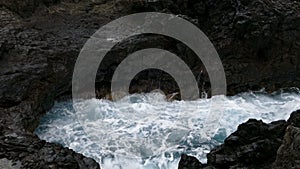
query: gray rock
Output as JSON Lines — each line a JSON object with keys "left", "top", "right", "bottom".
{"left": 273, "top": 126, "right": 300, "bottom": 169}
{"left": 0, "top": 158, "right": 21, "bottom": 169}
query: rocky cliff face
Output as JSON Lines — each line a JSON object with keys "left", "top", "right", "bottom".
{"left": 0, "top": 0, "right": 299, "bottom": 168}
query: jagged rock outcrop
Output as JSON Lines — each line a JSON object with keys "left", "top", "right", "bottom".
{"left": 179, "top": 110, "right": 300, "bottom": 169}
{"left": 0, "top": 0, "right": 299, "bottom": 168}
{"left": 178, "top": 154, "right": 203, "bottom": 169}
{"left": 0, "top": 131, "right": 100, "bottom": 169}
{"left": 206, "top": 119, "right": 287, "bottom": 169}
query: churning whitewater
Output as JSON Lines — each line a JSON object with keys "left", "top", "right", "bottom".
{"left": 35, "top": 89, "right": 300, "bottom": 169}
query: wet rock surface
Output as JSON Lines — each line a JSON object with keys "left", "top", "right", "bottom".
{"left": 179, "top": 110, "right": 300, "bottom": 169}
{"left": 205, "top": 120, "right": 286, "bottom": 169}
{"left": 178, "top": 154, "right": 203, "bottom": 169}
{"left": 0, "top": 0, "right": 299, "bottom": 168}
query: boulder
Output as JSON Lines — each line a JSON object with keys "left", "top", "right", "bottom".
{"left": 206, "top": 119, "right": 287, "bottom": 168}
{"left": 178, "top": 110, "right": 300, "bottom": 169}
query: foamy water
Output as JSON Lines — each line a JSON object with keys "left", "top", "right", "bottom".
{"left": 35, "top": 88, "right": 300, "bottom": 169}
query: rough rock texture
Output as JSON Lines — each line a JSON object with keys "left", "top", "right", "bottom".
{"left": 178, "top": 154, "right": 203, "bottom": 169}
{"left": 273, "top": 126, "right": 300, "bottom": 169}
{"left": 206, "top": 119, "right": 287, "bottom": 169}
{"left": 0, "top": 131, "right": 99, "bottom": 169}
{"left": 131, "top": 0, "right": 300, "bottom": 95}
{"left": 0, "top": 158, "right": 21, "bottom": 169}
{"left": 179, "top": 110, "right": 300, "bottom": 169}
{"left": 0, "top": 0, "right": 299, "bottom": 130}
{"left": 0, "top": 0, "right": 299, "bottom": 168}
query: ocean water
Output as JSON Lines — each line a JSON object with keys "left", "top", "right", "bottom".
{"left": 35, "top": 88, "right": 300, "bottom": 169}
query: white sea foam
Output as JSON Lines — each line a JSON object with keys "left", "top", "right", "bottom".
{"left": 35, "top": 88, "right": 300, "bottom": 169}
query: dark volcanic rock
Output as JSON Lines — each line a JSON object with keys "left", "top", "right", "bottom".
{"left": 178, "top": 110, "right": 300, "bottom": 169}
{"left": 0, "top": 131, "right": 100, "bottom": 169}
{"left": 178, "top": 154, "right": 203, "bottom": 169}
{"left": 273, "top": 126, "right": 300, "bottom": 169}
{"left": 0, "top": 0, "right": 299, "bottom": 168}
{"left": 206, "top": 119, "right": 287, "bottom": 169}
{"left": 0, "top": 0, "right": 58, "bottom": 15}
{"left": 0, "top": 0, "right": 299, "bottom": 130}
{"left": 131, "top": 0, "right": 300, "bottom": 95}
{"left": 287, "top": 109, "right": 300, "bottom": 127}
